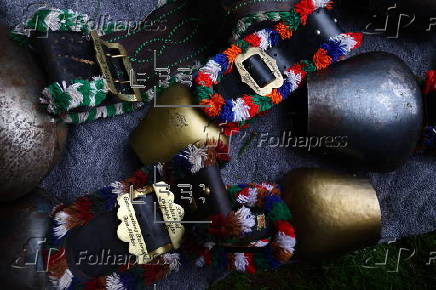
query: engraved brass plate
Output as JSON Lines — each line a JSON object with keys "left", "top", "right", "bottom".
{"left": 235, "top": 47, "right": 284, "bottom": 96}
{"left": 91, "top": 30, "right": 141, "bottom": 102}
{"left": 116, "top": 183, "right": 184, "bottom": 264}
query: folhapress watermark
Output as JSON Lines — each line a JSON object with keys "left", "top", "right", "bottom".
{"left": 256, "top": 131, "right": 348, "bottom": 151}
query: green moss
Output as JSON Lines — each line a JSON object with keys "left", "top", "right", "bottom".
{"left": 210, "top": 231, "right": 436, "bottom": 290}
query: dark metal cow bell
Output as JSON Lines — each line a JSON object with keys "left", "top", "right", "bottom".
{"left": 302, "top": 52, "right": 423, "bottom": 172}
{"left": 0, "top": 191, "right": 52, "bottom": 289}
{"left": 0, "top": 26, "right": 67, "bottom": 201}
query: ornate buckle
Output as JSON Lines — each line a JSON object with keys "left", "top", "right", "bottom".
{"left": 235, "top": 47, "right": 284, "bottom": 96}
{"left": 90, "top": 30, "right": 142, "bottom": 102}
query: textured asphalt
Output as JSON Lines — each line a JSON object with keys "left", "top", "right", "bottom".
{"left": 1, "top": 0, "right": 436, "bottom": 289}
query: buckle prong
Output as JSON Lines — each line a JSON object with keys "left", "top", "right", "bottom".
{"left": 114, "top": 80, "right": 131, "bottom": 84}
{"left": 106, "top": 53, "right": 128, "bottom": 58}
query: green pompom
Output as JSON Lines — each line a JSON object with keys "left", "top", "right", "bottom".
{"left": 194, "top": 86, "right": 213, "bottom": 101}
{"left": 268, "top": 202, "right": 292, "bottom": 222}
{"left": 252, "top": 95, "right": 273, "bottom": 112}
{"left": 49, "top": 83, "right": 72, "bottom": 114}
{"left": 301, "top": 60, "right": 317, "bottom": 73}
{"left": 26, "top": 9, "right": 51, "bottom": 32}
{"left": 235, "top": 39, "right": 250, "bottom": 52}
{"left": 227, "top": 185, "right": 243, "bottom": 206}
{"left": 9, "top": 32, "right": 29, "bottom": 46}
{"left": 283, "top": 10, "right": 301, "bottom": 30}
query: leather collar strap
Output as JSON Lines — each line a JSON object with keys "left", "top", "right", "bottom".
{"left": 223, "top": 0, "right": 301, "bottom": 21}
{"left": 12, "top": 0, "right": 229, "bottom": 124}
{"left": 194, "top": 0, "right": 363, "bottom": 135}
{"left": 45, "top": 141, "right": 231, "bottom": 286}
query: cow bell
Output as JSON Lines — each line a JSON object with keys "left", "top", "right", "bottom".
{"left": 295, "top": 52, "right": 423, "bottom": 172}
{"left": 281, "top": 168, "right": 381, "bottom": 258}
{"left": 0, "top": 26, "right": 67, "bottom": 201}
{"left": 0, "top": 190, "right": 52, "bottom": 288}
{"left": 130, "top": 84, "right": 227, "bottom": 164}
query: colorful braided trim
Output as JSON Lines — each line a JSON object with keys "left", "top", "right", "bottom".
{"left": 41, "top": 77, "right": 108, "bottom": 115}
{"left": 9, "top": 8, "right": 125, "bottom": 42}
{"left": 173, "top": 140, "right": 231, "bottom": 174}
{"left": 194, "top": 0, "right": 363, "bottom": 132}
{"left": 11, "top": 6, "right": 199, "bottom": 124}
{"left": 45, "top": 167, "right": 183, "bottom": 290}
{"left": 45, "top": 140, "right": 230, "bottom": 289}
{"left": 194, "top": 183, "right": 296, "bottom": 273}
{"left": 48, "top": 71, "right": 191, "bottom": 124}
{"left": 230, "top": 0, "right": 333, "bottom": 42}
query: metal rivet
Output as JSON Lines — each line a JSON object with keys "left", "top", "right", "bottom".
{"left": 334, "top": 18, "right": 338, "bottom": 23}
{"left": 203, "top": 187, "right": 211, "bottom": 195}
{"left": 316, "top": 30, "right": 321, "bottom": 35}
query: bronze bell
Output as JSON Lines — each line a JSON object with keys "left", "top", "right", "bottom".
{"left": 292, "top": 52, "right": 423, "bottom": 172}
{"left": 130, "top": 84, "right": 227, "bottom": 164}
{"left": 281, "top": 168, "right": 381, "bottom": 258}
{"left": 0, "top": 26, "right": 67, "bottom": 201}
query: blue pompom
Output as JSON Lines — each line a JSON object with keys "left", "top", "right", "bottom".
{"left": 321, "top": 40, "right": 347, "bottom": 62}
{"left": 119, "top": 271, "right": 136, "bottom": 290}
{"left": 267, "top": 29, "right": 280, "bottom": 47}
{"left": 66, "top": 277, "right": 81, "bottom": 290}
{"left": 263, "top": 195, "right": 282, "bottom": 212}
{"left": 278, "top": 82, "right": 292, "bottom": 99}
{"left": 216, "top": 99, "right": 235, "bottom": 122}
{"left": 213, "top": 53, "right": 229, "bottom": 72}
{"left": 262, "top": 245, "right": 282, "bottom": 269}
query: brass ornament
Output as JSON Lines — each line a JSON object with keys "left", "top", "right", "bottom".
{"left": 90, "top": 30, "right": 141, "bottom": 102}
{"left": 235, "top": 47, "right": 284, "bottom": 96}
{"left": 0, "top": 26, "right": 67, "bottom": 201}
{"left": 130, "top": 84, "right": 227, "bottom": 164}
{"left": 281, "top": 168, "right": 381, "bottom": 258}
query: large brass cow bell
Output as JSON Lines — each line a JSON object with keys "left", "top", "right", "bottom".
{"left": 130, "top": 84, "right": 227, "bottom": 164}
{"left": 298, "top": 52, "right": 423, "bottom": 172}
{"left": 281, "top": 168, "right": 381, "bottom": 258}
{"left": 0, "top": 26, "right": 67, "bottom": 201}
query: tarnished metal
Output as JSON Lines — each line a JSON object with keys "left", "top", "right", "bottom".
{"left": 0, "top": 190, "right": 52, "bottom": 288}
{"left": 306, "top": 52, "right": 423, "bottom": 172}
{"left": 0, "top": 26, "right": 67, "bottom": 201}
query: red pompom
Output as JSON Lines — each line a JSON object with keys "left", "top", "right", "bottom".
{"left": 133, "top": 169, "right": 148, "bottom": 187}
{"left": 243, "top": 34, "right": 261, "bottom": 47}
{"left": 245, "top": 253, "right": 256, "bottom": 274}
{"left": 195, "top": 71, "right": 214, "bottom": 87}
{"left": 346, "top": 32, "right": 363, "bottom": 49}
{"left": 424, "top": 70, "right": 436, "bottom": 95}
{"left": 275, "top": 220, "right": 296, "bottom": 237}
{"left": 242, "top": 95, "right": 260, "bottom": 117}
{"left": 294, "top": 0, "right": 316, "bottom": 25}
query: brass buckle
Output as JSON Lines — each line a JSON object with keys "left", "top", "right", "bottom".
{"left": 90, "top": 30, "right": 142, "bottom": 102}
{"left": 235, "top": 47, "right": 284, "bottom": 96}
